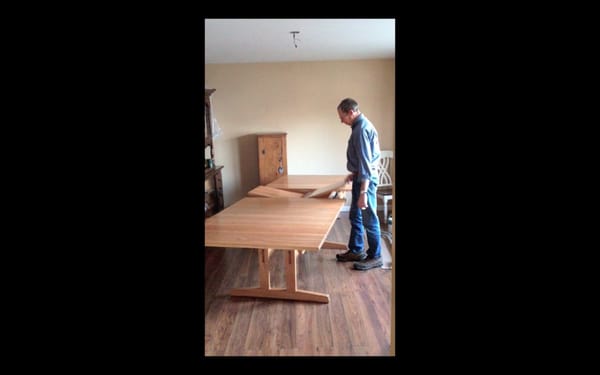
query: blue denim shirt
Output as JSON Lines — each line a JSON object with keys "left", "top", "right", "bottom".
{"left": 346, "top": 114, "right": 380, "bottom": 184}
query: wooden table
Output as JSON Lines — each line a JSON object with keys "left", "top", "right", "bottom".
{"left": 267, "top": 175, "right": 351, "bottom": 194}
{"left": 205, "top": 197, "right": 345, "bottom": 303}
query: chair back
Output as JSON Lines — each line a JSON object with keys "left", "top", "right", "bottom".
{"left": 377, "top": 150, "right": 393, "bottom": 187}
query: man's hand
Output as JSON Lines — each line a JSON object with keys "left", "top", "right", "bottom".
{"left": 358, "top": 193, "right": 368, "bottom": 210}
{"left": 345, "top": 173, "right": 354, "bottom": 184}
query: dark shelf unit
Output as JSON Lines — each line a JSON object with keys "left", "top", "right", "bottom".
{"left": 205, "top": 89, "right": 224, "bottom": 218}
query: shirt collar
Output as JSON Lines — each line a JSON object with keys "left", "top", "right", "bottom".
{"left": 351, "top": 113, "right": 363, "bottom": 129}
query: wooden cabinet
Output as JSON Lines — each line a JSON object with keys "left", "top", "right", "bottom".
{"left": 257, "top": 133, "right": 287, "bottom": 185}
{"left": 205, "top": 89, "right": 224, "bottom": 218}
{"left": 205, "top": 165, "right": 224, "bottom": 217}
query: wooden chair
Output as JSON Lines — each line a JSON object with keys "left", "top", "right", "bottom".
{"left": 376, "top": 150, "right": 393, "bottom": 224}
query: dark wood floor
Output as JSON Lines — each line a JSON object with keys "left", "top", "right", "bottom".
{"left": 204, "top": 211, "right": 393, "bottom": 356}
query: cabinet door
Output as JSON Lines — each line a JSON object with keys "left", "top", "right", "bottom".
{"left": 204, "top": 167, "right": 224, "bottom": 218}
{"left": 258, "top": 134, "right": 287, "bottom": 185}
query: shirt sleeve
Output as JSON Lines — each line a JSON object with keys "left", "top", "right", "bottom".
{"left": 354, "top": 127, "right": 377, "bottom": 182}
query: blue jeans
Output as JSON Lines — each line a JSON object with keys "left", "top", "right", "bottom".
{"left": 348, "top": 180, "right": 381, "bottom": 259}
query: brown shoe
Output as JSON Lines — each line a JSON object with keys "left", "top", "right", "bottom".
{"left": 336, "top": 250, "right": 367, "bottom": 262}
{"left": 353, "top": 257, "right": 383, "bottom": 270}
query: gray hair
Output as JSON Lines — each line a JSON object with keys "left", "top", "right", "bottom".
{"left": 337, "top": 98, "right": 359, "bottom": 113}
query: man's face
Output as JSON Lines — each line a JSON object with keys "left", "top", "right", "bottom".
{"left": 338, "top": 109, "right": 353, "bottom": 126}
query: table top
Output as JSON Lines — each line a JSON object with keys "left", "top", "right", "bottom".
{"left": 205, "top": 197, "right": 344, "bottom": 251}
{"left": 267, "top": 175, "right": 351, "bottom": 193}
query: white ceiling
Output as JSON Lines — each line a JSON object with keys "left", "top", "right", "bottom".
{"left": 205, "top": 18, "right": 395, "bottom": 64}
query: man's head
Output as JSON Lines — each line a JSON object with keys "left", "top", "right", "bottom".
{"left": 337, "top": 98, "right": 361, "bottom": 126}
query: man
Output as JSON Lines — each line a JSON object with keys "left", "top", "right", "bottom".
{"left": 336, "top": 98, "right": 382, "bottom": 270}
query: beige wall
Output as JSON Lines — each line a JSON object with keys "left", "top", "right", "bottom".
{"left": 205, "top": 59, "right": 395, "bottom": 207}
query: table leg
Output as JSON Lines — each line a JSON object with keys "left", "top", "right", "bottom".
{"left": 229, "top": 248, "right": 330, "bottom": 303}
{"left": 258, "top": 248, "right": 271, "bottom": 289}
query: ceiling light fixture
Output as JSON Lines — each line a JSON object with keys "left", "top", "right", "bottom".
{"left": 289, "top": 31, "right": 300, "bottom": 48}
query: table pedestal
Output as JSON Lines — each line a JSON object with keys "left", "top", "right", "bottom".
{"left": 229, "top": 248, "right": 330, "bottom": 303}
